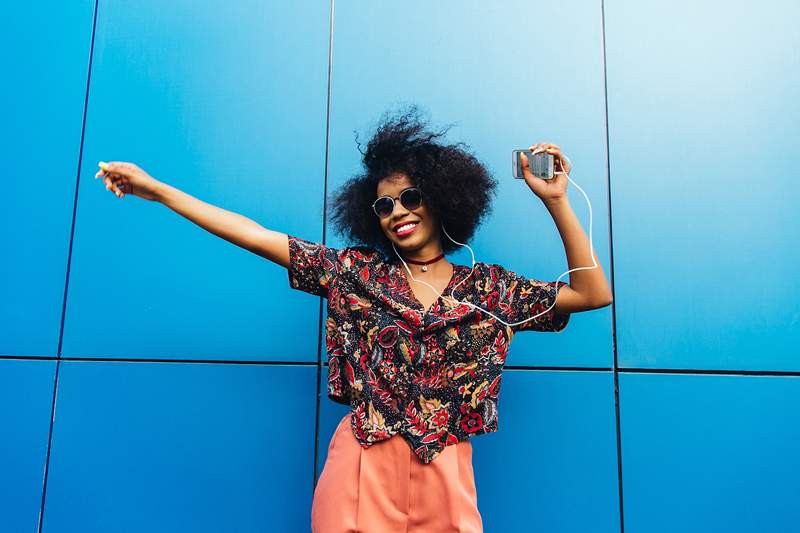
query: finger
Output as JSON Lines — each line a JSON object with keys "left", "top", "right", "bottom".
{"left": 519, "top": 151, "right": 540, "bottom": 182}
{"left": 545, "top": 147, "right": 563, "bottom": 162}
{"left": 554, "top": 154, "right": 571, "bottom": 174}
{"left": 553, "top": 150, "right": 571, "bottom": 172}
{"left": 101, "top": 161, "right": 129, "bottom": 177}
{"left": 102, "top": 176, "right": 122, "bottom": 197}
{"left": 98, "top": 161, "right": 118, "bottom": 178}
{"left": 110, "top": 178, "right": 124, "bottom": 197}
{"left": 99, "top": 163, "right": 119, "bottom": 180}
{"left": 543, "top": 147, "right": 569, "bottom": 169}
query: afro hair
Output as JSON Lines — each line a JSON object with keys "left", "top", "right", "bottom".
{"left": 328, "top": 104, "right": 498, "bottom": 261}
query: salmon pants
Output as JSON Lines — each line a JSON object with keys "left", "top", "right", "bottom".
{"left": 311, "top": 412, "right": 483, "bottom": 532}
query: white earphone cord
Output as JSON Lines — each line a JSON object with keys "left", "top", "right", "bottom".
{"left": 391, "top": 154, "right": 597, "bottom": 331}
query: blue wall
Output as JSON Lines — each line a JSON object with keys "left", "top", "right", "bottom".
{"left": 1, "top": 1, "right": 797, "bottom": 532}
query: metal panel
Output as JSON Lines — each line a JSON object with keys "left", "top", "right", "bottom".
{"left": 63, "top": 0, "right": 331, "bottom": 361}
{"left": 606, "top": 0, "right": 800, "bottom": 370}
{"left": 43, "top": 361, "right": 317, "bottom": 533}
{"left": 0, "top": 1, "right": 95, "bottom": 357}
{"left": 620, "top": 372, "right": 800, "bottom": 532}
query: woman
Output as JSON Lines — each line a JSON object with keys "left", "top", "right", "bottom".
{"left": 96, "top": 105, "right": 613, "bottom": 532}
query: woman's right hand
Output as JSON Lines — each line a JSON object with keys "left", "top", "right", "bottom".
{"left": 95, "top": 161, "right": 163, "bottom": 202}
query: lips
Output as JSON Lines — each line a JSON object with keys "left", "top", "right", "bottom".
{"left": 394, "top": 222, "right": 419, "bottom": 236}
{"left": 393, "top": 220, "right": 419, "bottom": 230}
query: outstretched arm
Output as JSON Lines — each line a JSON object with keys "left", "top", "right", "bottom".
{"left": 156, "top": 182, "right": 290, "bottom": 268}
{"left": 96, "top": 161, "right": 290, "bottom": 268}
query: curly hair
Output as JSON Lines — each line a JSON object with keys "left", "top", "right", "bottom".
{"left": 328, "top": 104, "right": 498, "bottom": 261}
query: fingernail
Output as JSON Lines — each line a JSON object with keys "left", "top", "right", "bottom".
{"left": 98, "top": 161, "right": 108, "bottom": 170}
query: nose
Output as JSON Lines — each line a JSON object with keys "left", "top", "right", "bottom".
{"left": 392, "top": 202, "right": 410, "bottom": 216}
{"left": 388, "top": 199, "right": 411, "bottom": 220}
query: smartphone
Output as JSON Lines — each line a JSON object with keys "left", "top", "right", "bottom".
{"left": 512, "top": 149, "right": 554, "bottom": 180}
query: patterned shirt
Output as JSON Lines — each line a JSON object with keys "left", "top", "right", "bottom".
{"left": 287, "top": 234, "right": 570, "bottom": 464}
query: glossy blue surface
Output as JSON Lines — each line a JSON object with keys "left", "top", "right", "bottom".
{"left": 0, "top": 359, "right": 57, "bottom": 533}
{"left": 473, "top": 369, "right": 619, "bottom": 532}
{"left": 0, "top": 0, "right": 95, "bottom": 356}
{"left": 2, "top": 0, "right": 798, "bottom": 532}
{"left": 43, "top": 361, "right": 316, "bottom": 533}
{"left": 63, "top": 0, "right": 331, "bottom": 361}
{"left": 620, "top": 373, "right": 800, "bottom": 532}
{"left": 605, "top": 0, "right": 800, "bottom": 370}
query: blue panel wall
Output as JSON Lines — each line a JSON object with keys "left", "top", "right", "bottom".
{"left": 0, "top": 1, "right": 95, "bottom": 356}
{"left": 605, "top": 0, "right": 800, "bottom": 370}
{"left": 0, "top": 359, "right": 57, "bottom": 533}
{"left": 472, "top": 370, "right": 619, "bottom": 533}
{"left": 42, "top": 362, "right": 316, "bottom": 533}
{"left": 63, "top": 0, "right": 330, "bottom": 361}
{"left": 2, "top": 1, "right": 797, "bottom": 532}
{"left": 619, "top": 373, "right": 800, "bottom": 532}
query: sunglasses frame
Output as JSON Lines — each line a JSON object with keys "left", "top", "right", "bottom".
{"left": 371, "top": 186, "right": 423, "bottom": 218}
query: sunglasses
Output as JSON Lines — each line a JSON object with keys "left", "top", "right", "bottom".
{"left": 372, "top": 187, "right": 423, "bottom": 218}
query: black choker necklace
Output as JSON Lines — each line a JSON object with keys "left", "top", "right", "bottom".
{"left": 401, "top": 253, "right": 444, "bottom": 272}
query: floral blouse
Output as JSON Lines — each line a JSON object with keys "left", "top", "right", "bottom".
{"left": 287, "top": 234, "right": 570, "bottom": 464}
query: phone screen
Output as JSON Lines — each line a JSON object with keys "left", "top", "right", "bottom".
{"left": 512, "top": 149, "right": 554, "bottom": 180}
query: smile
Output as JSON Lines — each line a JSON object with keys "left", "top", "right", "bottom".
{"left": 395, "top": 222, "right": 418, "bottom": 236}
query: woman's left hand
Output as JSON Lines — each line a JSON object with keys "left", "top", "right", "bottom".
{"left": 520, "top": 142, "right": 571, "bottom": 204}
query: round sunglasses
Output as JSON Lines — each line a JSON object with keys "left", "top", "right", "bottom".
{"left": 371, "top": 187, "right": 423, "bottom": 218}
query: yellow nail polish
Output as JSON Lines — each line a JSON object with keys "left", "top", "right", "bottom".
{"left": 98, "top": 161, "right": 108, "bottom": 170}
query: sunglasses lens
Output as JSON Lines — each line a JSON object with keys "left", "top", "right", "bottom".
{"left": 373, "top": 197, "right": 394, "bottom": 218}
{"left": 400, "top": 188, "right": 422, "bottom": 210}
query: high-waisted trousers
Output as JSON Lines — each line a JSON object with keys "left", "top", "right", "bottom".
{"left": 311, "top": 412, "right": 483, "bottom": 532}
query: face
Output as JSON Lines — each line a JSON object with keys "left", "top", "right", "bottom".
{"left": 375, "top": 172, "right": 441, "bottom": 256}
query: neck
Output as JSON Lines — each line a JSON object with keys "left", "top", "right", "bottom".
{"left": 398, "top": 247, "right": 443, "bottom": 263}
{"left": 391, "top": 241, "right": 449, "bottom": 275}
{"left": 398, "top": 250, "right": 450, "bottom": 276}
{"left": 403, "top": 256, "right": 451, "bottom": 276}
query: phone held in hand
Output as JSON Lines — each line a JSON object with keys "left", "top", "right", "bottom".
{"left": 512, "top": 149, "right": 554, "bottom": 180}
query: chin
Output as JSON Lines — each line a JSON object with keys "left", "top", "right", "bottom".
{"left": 389, "top": 237, "right": 411, "bottom": 249}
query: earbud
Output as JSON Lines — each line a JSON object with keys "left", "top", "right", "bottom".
{"left": 392, "top": 154, "right": 598, "bottom": 331}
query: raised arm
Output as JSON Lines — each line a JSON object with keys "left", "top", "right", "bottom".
{"left": 95, "top": 161, "right": 290, "bottom": 268}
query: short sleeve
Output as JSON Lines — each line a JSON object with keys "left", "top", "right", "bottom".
{"left": 490, "top": 264, "right": 571, "bottom": 333}
{"left": 287, "top": 234, "right": 346, "bottom": 298}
